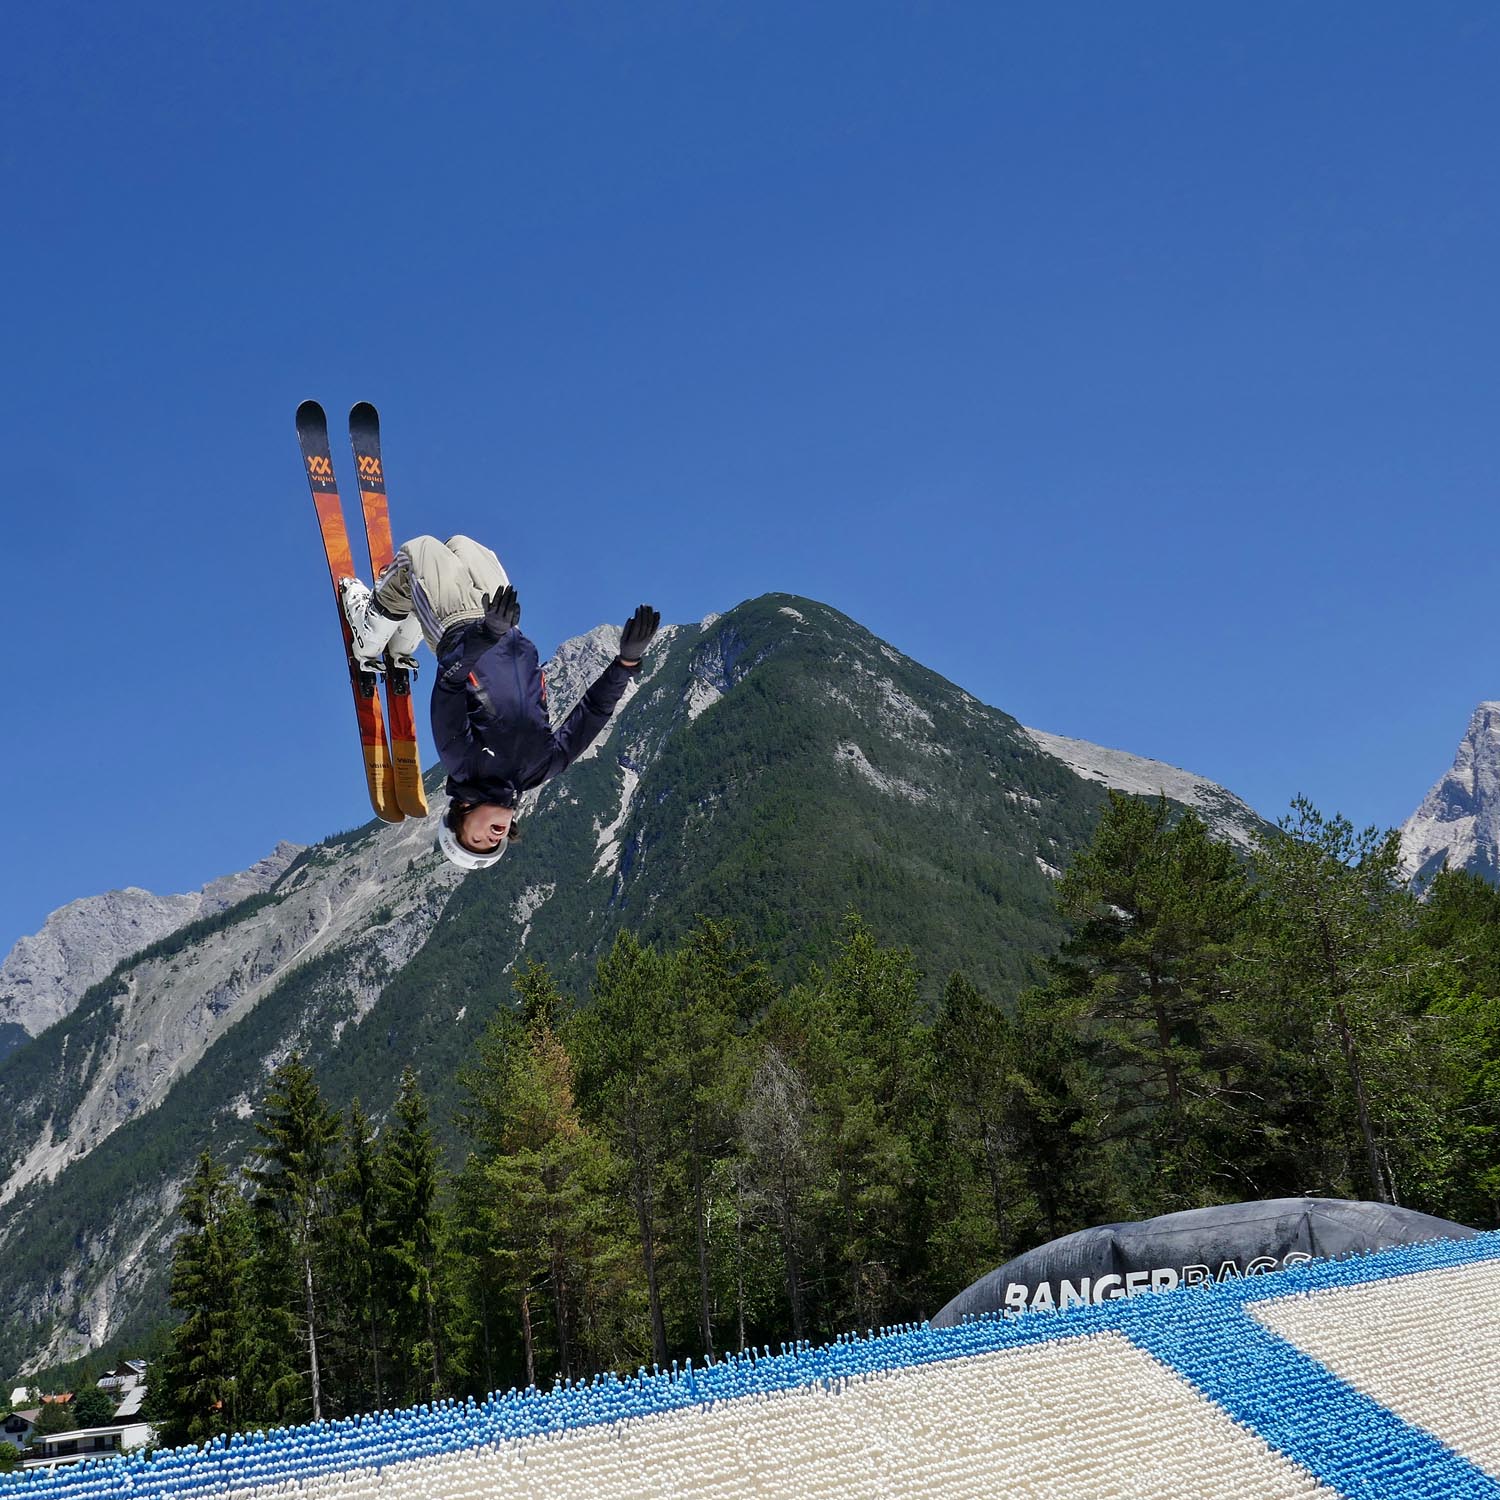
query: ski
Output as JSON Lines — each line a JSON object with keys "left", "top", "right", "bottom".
{"left": 348, "top": 402, "right": 429, "bottom": 818}
{"left": 295, "top": 400, "right": 403, "bottom": 824}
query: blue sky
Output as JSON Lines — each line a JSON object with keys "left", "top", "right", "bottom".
{"left": 3, "top": 2, "right": 1499, "bottom": 956}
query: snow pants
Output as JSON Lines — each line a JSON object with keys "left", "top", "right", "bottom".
{"left": 374, "top": 535, "right": 509, "bottom": 651}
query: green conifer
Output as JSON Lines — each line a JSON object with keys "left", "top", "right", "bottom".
{"left": 1238, "top": 799, "right": 1454, "bottom": 1205}
{"left": 573, "top": 932, "right": 676, "bottom": 1365}
{"left": 154, "top": 1152, "right": 258, "bottom": 1446}
{"left": 246, "top": 1054, "right": 340, "bottom": 1423}
{"left": 380, "top": 1069, "right": 447, "bottom": 1403}
{"left": 1052, "top": 793, "right": 1252, "bottom": 1210}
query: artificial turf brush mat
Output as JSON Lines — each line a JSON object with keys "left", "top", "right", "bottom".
{"left": 10, "top": 1230, "right": 1500, "bottom": 1499}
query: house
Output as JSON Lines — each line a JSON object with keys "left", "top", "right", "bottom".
{"left": 6, "top": 1388, "right": 27, "bottom": 1410}
{"left": 95, "top": 1361, "right": 147, "bottom": 1394}
{"left": 112, "top": 1384, "right": 146, "bottom": 1420}
{"left": 19, "top": 1420, "right": 153, "bottom": 1470}
{"left": 1, "top": 1409, "right": 37, "bottom": 1450}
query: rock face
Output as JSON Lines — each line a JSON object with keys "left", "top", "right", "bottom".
{"left": 1399, "top": 702, "right": 1500, "bottom": 888}
{"left": 0, "top": 843, "right": 303, "bottom": 1041}
{"left": 0, "top": 824, "right": 460, "bottom": 1214}
{"left": 1020, "top": 728, "right": 1266, "bottom": 851}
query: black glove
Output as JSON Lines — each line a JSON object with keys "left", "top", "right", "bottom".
{"left": 479, "top": 585, "right": 520, "bottom": 640}
{"left": 618, "top": 604, "right": 660, "bottom": 663}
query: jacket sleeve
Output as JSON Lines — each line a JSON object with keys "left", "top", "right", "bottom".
{"left": 430, "top": 626, "right": 498, "bottom": 776}
{"left": 543, "top": 658, "right": 638, "bottom": 779}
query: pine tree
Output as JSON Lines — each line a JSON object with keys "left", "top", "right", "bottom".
{"left": 665, "top": 918, "right": 764, "bottom": 1360}
{"left": 1051, "top": 793, "right": 1252, "bottom": 1210}
{"left": 380, "top": 1068, "right": 447, "bottom": 1404}
{"left": 1002, "top": 984, "right": 1114, "bottom": 1241}
{"left": 927, "top": 971, "right": 1024, "bottom": 1281}
{"left": 572, "top": 932, "right": 676, "bottom": 1365}
{"left": 459, "top": 962, "right": 635, "bottom": 1386}
{"left": 448, "top": 1156, "right": 513, "bottom": 1397}
{"left": 1416, "top": 866, "right": 1500, "bottom": 996}
{"left": 1237, "top": 799, "right": 1452, "bottom": 1205}
{"left": 452, "top": 984, "right": 530, "bottom": 1391}
{"left": 324, "top": 1100, "right": 389, "bottom": 1414}
{"left": 154, "top": 1152, "right": 259, "bottom": 1446}
{"left": 753, "top": 914, "right": 931, "bottom": 1335}
{"left": 246, "top": 1054, "right": 340, "bottom": 1423}
{"left": 1417, "top": 870, "right": 1500, "bottom": 1221}
{"left": 815, "top": 914, "right": 933, "bottom": 1330}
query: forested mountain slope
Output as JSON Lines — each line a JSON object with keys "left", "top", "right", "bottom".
{"left": 0, "top": 593, "right": 1266, "bottom": 1372}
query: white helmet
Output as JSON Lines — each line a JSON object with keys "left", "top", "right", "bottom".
{"left": 436, "top": 814, "right": 508, "bottom": 870}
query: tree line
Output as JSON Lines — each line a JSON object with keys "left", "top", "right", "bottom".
{"left": 148, "top": 794, "right": 1500, "bottom": 1446}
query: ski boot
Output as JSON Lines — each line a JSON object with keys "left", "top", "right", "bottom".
{"left": 339, "top": 577, "right": 402, "bottom": 669}
{"left": 387, "top": 612, "right": 422, "bottom": 673}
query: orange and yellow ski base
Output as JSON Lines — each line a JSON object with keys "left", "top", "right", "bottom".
{"left": 298, "top": 399, "right": 427, "bottom": 825}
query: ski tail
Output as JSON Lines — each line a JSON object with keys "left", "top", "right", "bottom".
{"left": 348, "top": 402, "right": 428, "bottom": 818}
{"left": 296, "top": 400, "right": 403, "bottom": 824}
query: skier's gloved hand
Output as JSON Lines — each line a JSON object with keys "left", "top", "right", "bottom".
{"left": 479, "top": 585, "right": 521, "bottom": 640}
{"left": 618, "top": 605, "right": 661, "bottom": 665}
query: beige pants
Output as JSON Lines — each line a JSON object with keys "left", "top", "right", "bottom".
{"left": 374, "top": 535, "right": 509, "bottom": 650}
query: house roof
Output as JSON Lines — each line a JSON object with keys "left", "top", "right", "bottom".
{"left": 36, "top": 1421, "right": 150, "bottom": 1444}
{"left": 113, "top": 1386, "right": 146, "bottom": 1418}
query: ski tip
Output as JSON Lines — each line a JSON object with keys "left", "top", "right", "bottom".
{"left": 349, "top": 400, "right": 380, "bottom": 431}
{"left": 296, "top": 399, "right": 328, "bottom": 434}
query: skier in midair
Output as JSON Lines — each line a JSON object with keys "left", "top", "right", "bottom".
{"left": 337, "top": 534, "right": 659, "bottom": 870}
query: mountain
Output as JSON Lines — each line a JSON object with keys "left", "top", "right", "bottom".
{"left": 1399, "top": 702, "right": 1500, "bottom": 888}
{"left": 0, "top": 593, "right": 1265, "bottom": 1374}
{"left": 1018, "top": 727, "right": 1263, "bottom": 853}
{"left": 0, "top": 845, "right": 301, "bottom": 1061}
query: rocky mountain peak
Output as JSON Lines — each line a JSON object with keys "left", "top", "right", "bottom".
{"left": 0, "top": 841, "right": 303, "bottom": 1045}
{"left": 1399, "top": 702, "right": 1500, "bottom": 888}
{"left": 543, "top": 623, "right": 625, "bottom": 714}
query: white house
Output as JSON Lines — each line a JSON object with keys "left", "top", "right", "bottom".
{"left": 20, "top": 1420, "right": 153, "bottom": 1469}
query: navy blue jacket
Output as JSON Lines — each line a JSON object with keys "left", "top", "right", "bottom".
{"left": 432, "top": 623, "right": 638, "bottom": 809}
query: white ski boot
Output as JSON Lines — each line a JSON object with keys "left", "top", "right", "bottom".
{"left": 387, "top": 612, "right": 422, "bottom": 671}
{"left": 339, "top": 577, "right": 402, "bottom": 667}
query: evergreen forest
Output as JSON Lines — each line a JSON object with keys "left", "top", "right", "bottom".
{"left": 131, "top": 794, "right": 1500, "bottom": 1449}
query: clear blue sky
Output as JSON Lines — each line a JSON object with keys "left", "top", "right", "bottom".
{"left": 3, "top": 2, "right": 1498, "bottom": 957}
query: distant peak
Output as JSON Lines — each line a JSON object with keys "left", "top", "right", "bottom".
{"left": 1399, "top": 703, "right": 1500, "bottom": 888}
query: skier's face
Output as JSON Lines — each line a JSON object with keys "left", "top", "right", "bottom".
{"left": 460, "top": 803, "right": 513, "bottom": 853}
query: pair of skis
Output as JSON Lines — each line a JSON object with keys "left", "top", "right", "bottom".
{"left": 296, "top": 401, "right": 428, "bottom": 823}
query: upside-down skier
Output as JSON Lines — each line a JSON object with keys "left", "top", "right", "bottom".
{"left": 338, "top": 534, "right": 659, "bottom": 870}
